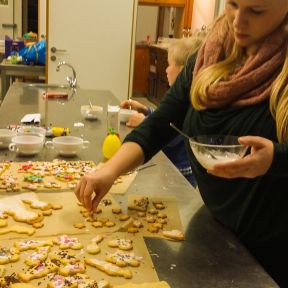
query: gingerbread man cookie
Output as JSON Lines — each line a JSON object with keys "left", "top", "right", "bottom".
{"left": 85, "top": 258, "right": 132, "bottom": 279}
{"left": 18, "top": 261, "right": 58, "bottom": 282}
{"left": 106, "top": 250, "right": 142, "bottom": 267}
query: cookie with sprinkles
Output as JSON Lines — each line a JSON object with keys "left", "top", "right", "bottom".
{"left": 17, "top": 261, "right": 58, "bottom": 282}
{"left": 0, "top": 246, "right": 20, "bottom": 265}
{"left": 53, "top": 235, "right": 83, "bottom": 250}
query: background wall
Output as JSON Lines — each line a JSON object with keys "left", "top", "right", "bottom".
{"left": 38, "top": 0, "right": 46, "bottom": 39}
{"left": 135, "top": 6, "right": 158, "bottom": 43}
{"left": 191, "top": 0, "right": 216, "bottom": 32}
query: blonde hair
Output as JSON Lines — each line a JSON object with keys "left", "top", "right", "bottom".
{"left": 168, "top": 29, "right": 208, "bottom": 67}
{"left": 270, "top": 48, "right": 288, "bottom": 144}
{"left": 191, "top": 15, "right": 288, "bottom": 145}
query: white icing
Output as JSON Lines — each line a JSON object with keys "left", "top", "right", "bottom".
{"left": 0, "top": 192, "right": 49, "bottom": 221}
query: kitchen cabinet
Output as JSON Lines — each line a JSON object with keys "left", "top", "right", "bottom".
{"left": 133, "top": 45, "right": 150, "bottom": 95}
{"left": 183, "top": 0, "right": 194, "bottom": 31}
{"left": 148, "top": 45, "right": 169, "bottom": 106}
{"left": 139, "top": 0, "right": 194, "bottom": 38}
{"left": 139, "top": 0, "right": 185, "bottom": 7}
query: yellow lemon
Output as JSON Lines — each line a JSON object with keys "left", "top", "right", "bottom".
{"left": 102, "top": 130, "right": 121, "bottom": 159}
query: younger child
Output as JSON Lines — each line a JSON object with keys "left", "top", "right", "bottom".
{"left": 121, "top": 30, "right": 207, "bottom": 187}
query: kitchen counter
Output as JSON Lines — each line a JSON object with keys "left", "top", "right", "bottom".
{"left": 0, "top": 60, "right": 45, "bottom": 101}
{"left": 0, "top": 82, "right": 278, "bottom": 288}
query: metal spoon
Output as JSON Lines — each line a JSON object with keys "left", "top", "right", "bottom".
{"left": 89, "top": 99, "right": 94, "bottom": 111}
{"left": 170, "top": 123, "right": 191, "bottom": 140}
{"left": 170, "top": 123, "right": 217, "bottom": 159}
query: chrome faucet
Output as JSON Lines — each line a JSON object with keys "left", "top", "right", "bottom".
{"left": 56, "top": 61, "right": 77, "bottom": 89}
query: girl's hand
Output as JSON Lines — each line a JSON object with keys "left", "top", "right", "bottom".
{"left": 208, "top": 136, "right": 274, "bottom": 179}
{"left": 126, "top": 113, "right": 145, "bottom": 127}
{"left": 74, "top": 168, "right": 116, "bottom": 211}
{"left": 120, "top": 99, "right": 149, "bottom": 115}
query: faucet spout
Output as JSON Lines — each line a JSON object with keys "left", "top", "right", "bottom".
{"left": 56, "top": 61, "right": 77, "bottom": 88}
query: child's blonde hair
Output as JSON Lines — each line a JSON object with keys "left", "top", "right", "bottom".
{"left": 191, "top": 15, "right": 288, "bottom": 144}
{"left": 168, "top": 28, "right": 208, "bottom": 67}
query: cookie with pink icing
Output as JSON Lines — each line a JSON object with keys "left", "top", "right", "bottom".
{"left": 58, "top": 262, "right": 86, "bottom": 276}
{"left": 53, "top": 235, "right": 83, "bottom": 250}
{"left": 24, "top": 246, "right": 51, "bottom": 266}
{"left": 47, "top": 273, "right": 108, "bottom": 288}
{"left": 17, "top": 261, "right": 58, "bottom": 282}
{"left": 14, "top": 239, "right": 53, "bottom": 251}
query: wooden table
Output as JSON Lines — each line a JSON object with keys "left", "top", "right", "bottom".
{"left": 0, "top": 60, "right": 45, "bottom": 100}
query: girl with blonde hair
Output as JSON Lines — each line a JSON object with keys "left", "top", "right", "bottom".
{"left": 76, "top": 0, "right": 288, "bottom": 285}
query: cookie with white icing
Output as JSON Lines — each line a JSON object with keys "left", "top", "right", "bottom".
{"left": 85, "top": 258, "right": 132, "bottom": 279}
{"left": 14, "top": 239, "right": 53, "bottom": 251}
{"left": 24, "top": 245, "right": 50, "bottom": 266}
{"left": 108, "top": 238, "right": 133, "bottom": 250}
{"left": 105, "top": 250, "right": 142, "bottom": 267}
{"left": 0, "top": 246, "right": 20, "bottom": 265}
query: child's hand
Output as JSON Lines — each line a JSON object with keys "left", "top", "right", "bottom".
{"left": 120, "top": 100, "right": 149, "bottom": 115}
{"left": 126, "top": 113, "right": 145, "bottom": 127}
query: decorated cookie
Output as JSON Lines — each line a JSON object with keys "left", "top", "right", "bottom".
{"left": 53, "top": 235, "right": 83, "bottom": 250}
{"left": 108, "top": 238, "right": 133, "bottom": 250}
{"left": 128, "top": 196, "right": 149, "bottom": 212}
{"left": 85, "top": 258, "right": 132, "bottom": 279}
{"left": 24, "top": 246, "right": 50, "bottom": 266}
{"left": 0, "top": 273, "right": 21, "bottom": 287}
{"left": 0, "top": 246, "right": 20, "bottom": 265}
{"left": 14, "top": 239, "right": 53, "bottom": 251}
{"left": 49, "top": 250, "right": 78, "bottom": 265}
{"left": 0, "top": 192, "right": 51, "bottom": 225}
{"left": 0, "top": 175, "right": 20, "bottom": 192}
{"left": 44, "top": 181, "right": 62, "bottom": 189}
{"left": 58, "top": 262, "right": 86, "bottom": 277}
{"left": 47, "top": 273, "right": 105, "bottom": 288}
{"left": 18, "top": 261, "right": 58, "bottom": 282}
{"left": 105, "top": 250, "right": 142, "bottom": 267}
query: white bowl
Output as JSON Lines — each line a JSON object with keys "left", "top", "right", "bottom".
{"left": 189, "top": 135, "right": 248, "bottom": 170}
{"left": 9, "top": 135, "right": 44, "bottom": 155}
{"left": 81, "top": 105, "right": 103, "bottom": 120}
{"left": 0, "top": 129, "right": 17, "bottom": 149}
{"left": 17, "top": 126, "right": 46, "bottom": 139}
{"left": 119, "top": 108, "right": 137, "bottom": 123}
{"left": 45, "top": 136, "right": 89, "bottom": 156}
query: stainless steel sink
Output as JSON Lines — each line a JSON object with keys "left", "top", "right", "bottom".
{"left": 25, "top": 83, "right": 70, "bottom": 89}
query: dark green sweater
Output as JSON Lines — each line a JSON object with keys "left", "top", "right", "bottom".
{"left": 125, "top": 54, "right": 288, "bottom": 246}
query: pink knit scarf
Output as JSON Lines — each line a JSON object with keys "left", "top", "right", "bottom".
{"left": 193, "top": 17, "right": 287, "bottom": 109}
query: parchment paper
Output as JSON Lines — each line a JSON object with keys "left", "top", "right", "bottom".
{"left": 0, "top": 232, "right": 159, "bottom": 287}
